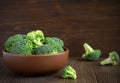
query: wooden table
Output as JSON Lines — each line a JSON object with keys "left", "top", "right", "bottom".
{"left": 0, "top": 57, "right": 119, "bottom": 83}
{"left": 0, "top": 0, "right": 120, "bottom": 82}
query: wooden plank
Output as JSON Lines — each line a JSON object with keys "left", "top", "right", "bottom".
{"left": 93, "top": 58, "right": 120, "bottom": 83}
{"left": 0, "top": 57, "right": 120, "bottom": 83}
{"left": 68, "top": 58, "right": 97, "bottom": 83}
{"left": 0, "top": 23, "right": 120, "bottom": 57}
{"left": 0, "top": 0, "right": 120, "bottom": 57}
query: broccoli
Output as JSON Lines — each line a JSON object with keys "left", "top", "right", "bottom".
{"left": 5, "top": 34, "right": 26, "bottom": 52}
{"left": 50, "top": 37, "right": 64, "bottom": 47}
{"left": 34, "top": 44, "right": 58, "bottom": 54}
{"left": 61, "top": 65, "right": 77, "bottom": 79}
{"left": 100, "top": 51, "right": 120, "bottom": 66}
{"left": 44, "top": 37, "right": 64, "bottom": 52}
{"left": 26, "top": 30, "right": 45, "bottom": 48}
{"left": 4, "top": 30, "right": 65, "bottom": 55}
{"left": 10, "top": 38, "right": 33, "bottom": 55}
{"left": 82, "top": 43, "right": 101, "bottom": 61}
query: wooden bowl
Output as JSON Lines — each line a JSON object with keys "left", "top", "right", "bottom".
{"left": 3, "top": 48, "right": 69, "bottom": 75}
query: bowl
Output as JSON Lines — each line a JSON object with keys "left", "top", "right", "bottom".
{"left": 3, "top": 48, "right": 69, "bottom": 75}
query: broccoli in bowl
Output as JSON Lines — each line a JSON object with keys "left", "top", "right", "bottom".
{"left": 4, "top": 30, "right": 65, "bottom": 55}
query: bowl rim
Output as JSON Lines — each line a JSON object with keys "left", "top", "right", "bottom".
{"left": 3, "top": 47, "right": 69, "bottom": 57}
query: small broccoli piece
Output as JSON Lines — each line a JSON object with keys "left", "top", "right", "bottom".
{"left": 10, "top": 38, "right": 33, "bottom": 55}
{"left": 82, "top": 43, "right": 101, "bottom": 61}
{"left": 56, "top": 46, "right": 64, "bottom": 53}
{"left": 100, "top": 51, "right": 120, "bottom": 66}
{"left": 51, "top": 37, "right": 64, "bottom": 47}
{"left": 5, "top": 34, "right": 26, "bottom": 52}
{"left": 44, "top": 37, "right": 64, "bottom": 47}
{"left": 61, "top": 65, "right": 77, "bottom": 79}
{"left": 26, "top": 30, "right": 45, "bottom": 48}
{"left": 34, "top": 44, "right": 58, "bottom": 54}
{"left": 44, "top": 37, "right": 64, "bottom": 53}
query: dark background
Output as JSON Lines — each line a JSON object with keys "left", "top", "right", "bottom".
{"left": 0, "top": 0, "right": 120, "bottom": 57}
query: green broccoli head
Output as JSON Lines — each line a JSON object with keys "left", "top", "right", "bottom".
{"left": 50, "top": 37, "right": 64, "bottom": 47}
{"left": 34, "top": 44, "right": 58, "bottom": 54}
{"left": 44, "top": 37, "right": 64, "bottom": 53}
{"left": 10, "top": 38, "right": 33, "bottom": 55}
{"left": 5, "top": 34, "right": 26, "bottom": 52}
{"left": 26, "top": 30, "right": 45, "bottom": 48}
{"left": 61, "top": 65, "right": 77, "bottom": 79}
{"left": 4, "top": 30, "right": 65, "bottom": 55}
{"left": 100, "top": 51, "right": 120, "bottom": 66}
{"left": 82, "top": 43, "right": 101, "bottom": 61}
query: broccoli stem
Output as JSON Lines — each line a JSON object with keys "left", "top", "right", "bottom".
{"left": 100, "top": 57, "right": 113, "bottom": 65}
{"left": 62, "top": 73, "right": 77, "bottom": 79}
{"left": 66, "top": 74, "right": 77, "bottom": 79}
{"left": 72, "top": 74, "right": 77, "bottom": 79}
{"left": 84, "top": 43, "right": 94, "bottom": 53}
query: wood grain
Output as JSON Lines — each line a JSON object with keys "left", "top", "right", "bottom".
{"left": 0, "top": 0, "right": 120, "bottom": 57}
{"left": 0, "top": 57, "right": 119, "bottom": 83}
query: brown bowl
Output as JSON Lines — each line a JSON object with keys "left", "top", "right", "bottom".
{"left": 3, "top": 48, "right": 69, "bottom": 75}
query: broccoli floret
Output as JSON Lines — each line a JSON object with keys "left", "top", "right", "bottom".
{"left": 82, "top": 43, "right": 101, "bottom": 61}
{"left": 26, "top": 30, "right": 45, "bottom": 48}
{"left": 5, "top": 34, "right": 26, "bottom": 52}
{"left": 51, "top": 37, "right": 64, "bottom": 47}
{"left": 34, "top": 44, "right": 58, "bottom": 54}
{"left": 61, "top": 65, "right": 77, "bottom": 79}
{"left": 100, "top": 51, "right": 120, "bottom": 66}
{"left": 10, "top": 38, "right": 33, "bottom": 55}
{"left": 44, "top": 37, "right": 64, "bottom": 52}
{"left": 56, "top": 46, "right": 64, "bottom": 53}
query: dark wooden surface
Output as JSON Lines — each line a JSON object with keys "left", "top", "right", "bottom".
{"left": 0, "top": 0, "right": 120, "bottom": 57}
{"left": 0, "top": 57, "right": 120, "bottom": 83}
{"left": 0, "top": 0, "right": 119, "bottom": 83}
